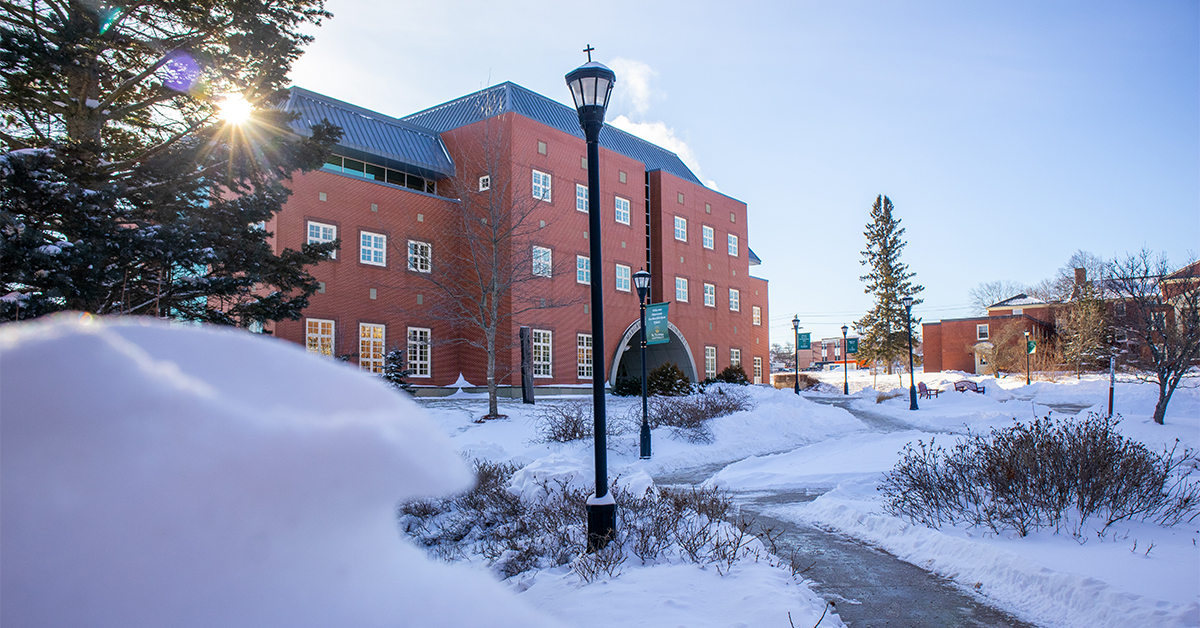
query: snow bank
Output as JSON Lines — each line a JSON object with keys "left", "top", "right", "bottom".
{"left": 788, "top": 489, "right": 1199, "bottom": 628}
{"left": 0, "top": 314, "right": 561, "bottom": 628}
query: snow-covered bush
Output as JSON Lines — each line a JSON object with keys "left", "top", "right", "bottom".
{"left": 532, "top": 399, "right": 630, "bottom": 443}
{"left": 398, "top": 460, "right": 778, "bottom": 581}
{"left": 642, "top": 387, "right": 752, "bottom": 443}
{"left": 880, "top": 413, "right": 1200, "bottom": 537}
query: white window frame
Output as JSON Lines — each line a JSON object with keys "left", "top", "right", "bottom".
{"left": 705, "top": 346, "right": 717, "bottom": 380}
{"left": 615, "top": 196, "right": 631, "bottom": 225}
{"left": 1115, "top": 302, "right": 1126, "bottom": 317}
{"left": 730, "top": 348, "right": 741, "bottom": 367}
{"left": 702, "top": 225, "right": 714, "bottom": 250}
{"left": 533, "top": 246, "right": 552, "bottom": 278}
{"left": 576, "top": 255, "right": 590, "bottom": 284}
{"left": 576, "top": 184, "right": 588, "bottom": 213}
{"left": 532, "top": 329, "right": 552, "bottom": 378}
{"left": 675, "top": 277, "right": 689, "bottom": 302}
{"left": 753, "top": 357, "right": 763, "bottom": 384}
{"left": 308, "top": 221, "right": 337, "bottom": 259}
{"left": 360, "top": 231, "right": 386, "bottom": 266}
{"left": 703, "top": 283, "right": 716, "bottom": 307}
{"left": 577, "top": 333, "right": 593, "bottom": 379}
{"left": 532, "top": 169, "right": 552, "bottom": 201}
{"left": 727, "top": 233, "right": 739, "bottom": 257}
{"left": 752, "top": 306, "right": 761, "bottom": 326}
{"left": 615, "top": 264, "right": 631, "bottom": 292}
{"left": 977, "top": 324, "right": 989, "bottom": 341}
{"left": 359, "top": 323, "right": 385, "bottom": 373}
{"left": 479, "top": 175, "right": 491, "bottom": 191}
{"left": 305, "top": 318, "right": 335, "bottom": 357}
{"left": 729, "top": 288, "right": 740, "bottom": 312}
{"left": 674, "top": 216, "right": 687, "bottom": 242}
{"left": 407, "top": 327, "right": 431, "bottom": 378}
{"left": 407, "top": 240, "right": 432, "bottom": 273}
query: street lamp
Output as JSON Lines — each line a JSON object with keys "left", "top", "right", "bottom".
{"left": 902, "top": 296, "right": 918, "bottom": 411}
{"left": 566, "top": 49, "right": 617, "bottom": 551}
{"left": 792, "top": 316, "right": 801, "bottom": 395}
{"left": 841, "top": 325, "right": 849, "bottom": 395}
{"left": 633, "top": 269, "right": 652, "bottom": 459}
{"left": 1024, "top": 330, "right": 1031, "bottom": 386}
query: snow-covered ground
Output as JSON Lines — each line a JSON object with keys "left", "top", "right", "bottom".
{"left": 3, "top": 315, "right": 1196, "bottom": 627}
{"left": 710, "top": 369, "right": 1200, "bottom": 628}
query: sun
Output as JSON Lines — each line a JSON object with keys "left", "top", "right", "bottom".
{"left": 217, "top": 93, "right": 253, "bottom": 124}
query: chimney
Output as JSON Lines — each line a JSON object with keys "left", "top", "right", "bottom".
{"left": 1074, "top": 268, "right": 1087, "bottom": 285}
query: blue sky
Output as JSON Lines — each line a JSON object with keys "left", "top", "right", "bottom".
{"left": 290, "top": 0, "right": 1198, "bottom": 345}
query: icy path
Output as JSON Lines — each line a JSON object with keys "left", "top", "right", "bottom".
{"left": 655, "top": 395, "right": 1039, "bottom": 628}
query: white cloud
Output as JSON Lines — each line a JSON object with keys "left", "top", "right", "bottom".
{"left": 608, "top": 57, "right": 657, "bottom": 116}
{"left": 609, "top": 115, "right": 716, "bottom": 190}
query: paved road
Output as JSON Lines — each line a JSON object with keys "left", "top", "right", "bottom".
{"left": 655, "top": 395, "right": 1039, "bottom": 628}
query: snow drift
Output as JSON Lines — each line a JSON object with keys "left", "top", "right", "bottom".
{"left": 0, "top": 314, "right": 561, "bottom": 628}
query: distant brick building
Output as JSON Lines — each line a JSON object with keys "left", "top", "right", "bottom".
{"left": 922, "top": 294, "right": 1054, "bottom": 374}
{"left": 264, "top": 84, "right": 769, "bottom": 392}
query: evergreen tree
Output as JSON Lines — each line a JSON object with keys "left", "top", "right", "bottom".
{"left": 380, "top": 348, "right": 413, "bottom": 394}
{"left": 1, "top": 0, "right": 340, "bottom": 324}
{"left": 855, "top": 195, "right": 923, "bottom": 381}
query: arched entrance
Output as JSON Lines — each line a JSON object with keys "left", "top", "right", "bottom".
{"left": 609, "top": 319, "right": 698, "bottom": 384}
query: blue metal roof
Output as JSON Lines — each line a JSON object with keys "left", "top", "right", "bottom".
{"left": 282, "top": 87, "right": 455, "bottom": 180}
{"left": 402, "top": 82, "right": 701, "bottom": 185}
{"left": 748, "top": 248, "right": 761, "bottom": 266}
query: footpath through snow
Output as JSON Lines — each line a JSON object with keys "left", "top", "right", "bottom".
{"left": 709, "top": 369, "right": 1200, "bottom": 628}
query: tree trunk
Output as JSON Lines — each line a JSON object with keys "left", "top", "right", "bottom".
{"left": 1152, "top": 378, "right": 1173, "bottom": 425}
{"left": 486, "top": 328, "right": 498, "bottom": 418}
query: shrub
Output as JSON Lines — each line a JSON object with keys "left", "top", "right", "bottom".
{"left": 612, "top": 376, "right": 641, "bottom": 397}
{"left": 714, "top": 364, "right": 749, "bottom": 385}
{"left": 647, "top": 362, "right": 692, "bottom": 396}
{"left": 398, "top": 460, "right": 779, "bottom": 581}
{"left": 641, "top": 387, "right": 752, "bottom": 443}
{"left": 533, "top": 399, "right": 628, "bottom": 443}
{"left": 879, "top": 413, "right": 1200, "bottom": 537}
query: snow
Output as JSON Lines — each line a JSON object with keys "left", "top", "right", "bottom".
{"left": 4, "top": 314, "right": 1196, "bottom": 627}
{"left": 0, "top": 314, "right": 562, "bottom": 628}
{"left": 708, "top": 369, "right": 1200, "bottom": 628}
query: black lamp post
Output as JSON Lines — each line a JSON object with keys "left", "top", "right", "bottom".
{"left": 902, "top": 296, "right": 918, "bottom": 411}
{"left": 841, "top": 325, "right": 849, "bottom": 395}
{"left": 633, "top": 269, "right": 652, "bottom": 459}
{"left": 792, "top": 316, "right": 801, "bottom": 395}
{"left": 1024, "top": 330, "right": 1031, "bottom": 386}
{"left": 566, "top": 49, "right": 617, "bottom": 551}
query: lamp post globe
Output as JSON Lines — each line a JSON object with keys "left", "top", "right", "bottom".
{"left": 633, "top": 269, "right": 652, "bottom": 460}
{"left": 567, "top": 51, "right": 617, "bottom": 551}
{"left": 792, "top": 316, "right": 801, "bottom": 395}
{"left": 902, "top": 296, "right": 918, "bottom": 411}
{"left": 841, "top": 325, "right": 849, "bottom": 395}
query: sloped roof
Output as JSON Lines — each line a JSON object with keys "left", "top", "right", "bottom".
{"left": 281, "top": 87, "right": 455, "bottom": 179}
{"left": 748, "top": 248, "right": 761, "bottom": 266}
{"left": 401, "top": 82, "right": 702, "bottom": 185}
{"left": 987, "top": 293, "right": 1047, "bottom": 309}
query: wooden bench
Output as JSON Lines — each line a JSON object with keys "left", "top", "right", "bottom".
{"left": 953, "top": 380, "right": 985, "bottom": 394}
{"left": 918, "top": 382, "right": 941, "bottom": 399}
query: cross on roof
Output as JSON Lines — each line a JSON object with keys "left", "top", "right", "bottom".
{"left": 583, "top": 44, "right": 594, "bottom": 62}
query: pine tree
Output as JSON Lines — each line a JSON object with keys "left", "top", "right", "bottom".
{"left": 1, "top": 0, "right": 340, "bottom": 324}
{"left": 380, "top": 348, "right": 414, "bottom": 394}
{"left": 856, "top": 195, "right": 923, "bottom": 382}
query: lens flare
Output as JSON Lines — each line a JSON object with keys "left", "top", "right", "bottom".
{"left": 217, "top": 94, "right": 253, "bottom": 124}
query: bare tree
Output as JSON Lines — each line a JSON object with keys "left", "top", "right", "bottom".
{"left": 1028, "top": 250, "right": 1106, "bottom": 302}
{"left": 770, "top": 342, "right": 796, "bottom": 371}
{"left": 395, "top": 116, "right": 581, "bottom": 419}
{"left": 1055, "top": 281, "right": 1112, "bottom": 377}
{"left": 968, "top": 280, "right": 1029, "bottom": 315}
{"left": 1107, "top": 250, "right": 1200, "bottom": 425}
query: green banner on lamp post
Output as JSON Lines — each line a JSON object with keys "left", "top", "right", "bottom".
{"left": 1027, "top": 339, "right": 1037, "bottom": 354}
{"left": 646, "top": 303, "right": 670, "bottom": 345}
{"left": 846, "top": 338, "right": 859, "bottom": 354}
{"left": 797, "top": 332, "right": 811, "bottom": 350}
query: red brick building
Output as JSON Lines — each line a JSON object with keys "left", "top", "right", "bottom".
{"left": 264, "top": 84, "right": 769, "bottom": 393}
{"left": 922, "top": 294, "right": 1054, "bottom": 374}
